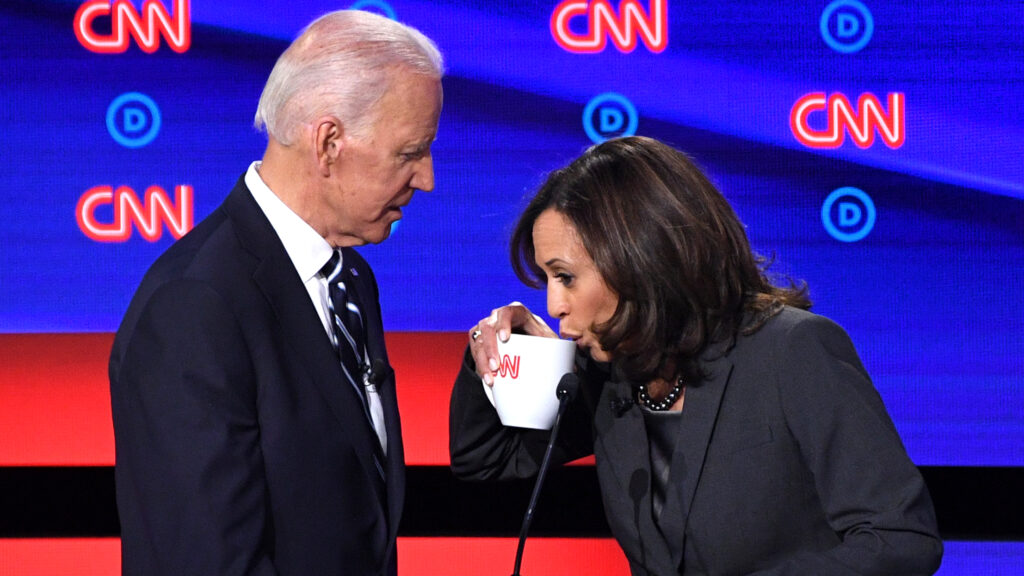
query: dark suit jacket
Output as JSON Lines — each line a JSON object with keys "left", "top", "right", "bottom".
{"left": 450, "top": 307, "right": 942, "bottom": 575}
{"left": 110, "top": 175, "right": 405, "bottom": 576}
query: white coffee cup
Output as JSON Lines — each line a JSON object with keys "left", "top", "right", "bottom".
{"left": 486, "top": 333, "right": 577, "bottom": 430}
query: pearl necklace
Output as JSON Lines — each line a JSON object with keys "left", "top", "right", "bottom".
{"left": 638, "top": 377, "right": 685, "bottom": 411}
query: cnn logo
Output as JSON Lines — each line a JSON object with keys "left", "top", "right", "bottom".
{"left": 551, "top": 0, "right": 667, "bottom": 54}
{"left": 75, "top": 0, "right": 191, "bottom": 53}
{"left": 790, "top": 92, "right": 904, "bottom": 149}
{"left": 76, "top": 185, "right": 193, "bottom": 242}
{"left": 499, "top": 355, "right": 521, "bottom": 379}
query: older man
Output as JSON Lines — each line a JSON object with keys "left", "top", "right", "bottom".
{"left": 109, "top": 10, "right": 443, "bottom": 575}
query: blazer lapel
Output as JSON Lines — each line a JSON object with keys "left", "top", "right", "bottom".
{"left": 661, "top": 354, "right": 734, "bottom": 572}
{"left": 225, "top": 182, "right": 387, "bottom": 508}
{"left": 593, "top": 379, "right": 675, "bottom": 572}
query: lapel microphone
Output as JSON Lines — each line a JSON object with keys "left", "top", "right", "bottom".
{"left": 367, "top": 358, "right": 392, "bottom": 387}
{"left": 610, "top": 396, "right": 635, "bottom": 417}
{"left": 511, "top": 372, "right": 580, "bottom": 576}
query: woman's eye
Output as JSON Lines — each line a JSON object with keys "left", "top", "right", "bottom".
{"left": 555, "top": 273, "right": 574, "bottom": 286}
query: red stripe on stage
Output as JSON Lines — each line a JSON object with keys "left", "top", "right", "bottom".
{"left": 386, "top": 332, "right": 468, "bottom": 465}
{"left": 0, "top": 539, "right": 121, "bottom": 575}
{"left": 0, "top": 538, "right": 629, "bottom": 575}
{"left": 398, "top": 537, "right": 629, "bottom": 575}
{"left": 0, "top": 333, "right": 595, "bottom": 467}
{"left": 0, "top": 334, "right": 116, "bottom": 467}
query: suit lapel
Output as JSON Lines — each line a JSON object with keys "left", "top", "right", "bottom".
{"left": 340, "top": 248, "right": 389, "bottom": 369}
{"left": 661, "top": 354, "right": 734, "bottom": 572}
{"left": 339, "top": 249, "right": 405, "bottom": 547}
{"left": 380, "top": 364, "right": 404, "bottom": 556}
{"left": 224, "top": 182, "right": 387, "bottom": 508}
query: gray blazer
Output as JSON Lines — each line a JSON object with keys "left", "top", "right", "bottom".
{"left": 450, "top": 307, "right": 942, "bottom": 575}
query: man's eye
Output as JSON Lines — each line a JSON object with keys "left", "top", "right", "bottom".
{"left": 401, "top": 148, "right": 428, "bottom": 162}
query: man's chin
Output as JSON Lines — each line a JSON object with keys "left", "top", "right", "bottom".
{"left": 366, "top": 218, "right": 401, "bottom": 244}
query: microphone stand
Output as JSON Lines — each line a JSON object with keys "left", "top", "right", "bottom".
{"left": 511, "top": 373, "right": 580, "bottom": 576}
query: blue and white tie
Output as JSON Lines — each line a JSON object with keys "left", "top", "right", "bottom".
{"left": 322, "top": 250, "right": 386, "bottom": 478}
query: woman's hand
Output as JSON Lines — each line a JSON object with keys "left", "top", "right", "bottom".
{"left": 468, "top": 302, "right": 558, "bottom": 386}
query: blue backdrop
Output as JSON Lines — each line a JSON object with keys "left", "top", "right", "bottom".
{"left": 2, "top": 0, "right": 1022, "bottom": 470}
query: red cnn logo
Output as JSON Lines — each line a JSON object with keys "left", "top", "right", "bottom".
{"left": 790, "top": 92, "right": 905, "bottom": 149}
{"left": 498, "top": 355, "right": 521, "bottom": 379}
{"left": 74, "top": 0, "right": 191, "bottom": 54}
{"left": 550, "top": 0, "right": 667, "bottom": 54}
{"left": 76, "top": 185, "right": 194, "bottom": 242}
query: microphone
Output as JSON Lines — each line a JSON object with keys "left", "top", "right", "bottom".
{"left": 610, "top": 396, "right": 635, "bottom": 417}
{"left": 556, "top": 373, "right": 580, "bottom": 403}
{"left": 511, "top": 373, "right": 580, "bottom": 576}
{"left": 367, "top": 358, "right": 393, "bottom": 387}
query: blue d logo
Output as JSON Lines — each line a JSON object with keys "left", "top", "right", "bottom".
{"left": 820, "top": 0, "right": 873, "bottom": 54}
{"left": 583, "top": 93, "right": 638, "bottom": 144}
{"left": 600, "top": 108, "right": 625, "bottom": 132}
{"left": 822, "top": 187, "right": 876, "bottom": 242}
{"left": 107, "top": 92, "right": 161, "bottom": 149}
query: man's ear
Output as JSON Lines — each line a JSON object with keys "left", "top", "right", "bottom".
{"left": 313, "top": 116, "right": 343, "bottom": 177}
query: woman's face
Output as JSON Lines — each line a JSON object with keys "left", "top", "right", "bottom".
{"left": 532, "top": 209, "right": 619, "bottom": 362}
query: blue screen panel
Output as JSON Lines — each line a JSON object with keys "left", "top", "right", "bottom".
{"left": 937, "top": 541, "right": 1024, "bottom": 576}
{"left": 1, "top": 0, "right": 1021, "bottom": 466}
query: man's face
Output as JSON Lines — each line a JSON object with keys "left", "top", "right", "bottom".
{"left": 323, "top": 72, "right": 443, "bottom": 247}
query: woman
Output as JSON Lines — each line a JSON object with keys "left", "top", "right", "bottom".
{"left": 449, "top": 136, "right": 942, "bottom": 575}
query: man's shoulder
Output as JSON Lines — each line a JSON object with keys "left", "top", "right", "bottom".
{"left": 111, "top": 190, "right": 262, "bottom": 356}
{"left": 145, "top": 175, "right": 258, "bottom": 281}
{"left": 146, "top": 205, "right": 236, "bottom": 284}
{"left": 127, "top": 190, "right": 259, "bottom": 313}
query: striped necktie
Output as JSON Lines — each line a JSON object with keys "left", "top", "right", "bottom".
{"left": 321, "top": 251, "right": 386, "bottom": 478}
{"left": 322, "top": 251, "right": 368, "bottom": 392}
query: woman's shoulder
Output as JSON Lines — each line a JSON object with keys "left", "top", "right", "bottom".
{"left": 738, "top": 306, "right": 855, "bottom": 357}
{"left": 725, "top": 307, "right": 871, "bottom": 396}
{"left": 757, "top": 305, "right": 842, "bottom": 336}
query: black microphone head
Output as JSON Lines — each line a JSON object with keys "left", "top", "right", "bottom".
{"left": 555, "top": 373, "right": 580, "bottom": 402}
{"left": 369, "top": 358, "right": 391, "bottom": 385}
{"left": 610, "top": 397, "right": 635, "bottom": 417}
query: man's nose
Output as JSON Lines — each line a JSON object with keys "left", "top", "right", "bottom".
{"left": 411, "top": 155, "right": 434, "bottom": 192}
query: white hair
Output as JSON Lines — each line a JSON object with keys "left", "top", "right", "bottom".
{"left": 254, "top": 10, "right": 444, "bottom": 145}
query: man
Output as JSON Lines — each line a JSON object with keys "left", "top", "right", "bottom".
{"left": 109, "top": 10, "right": 443, "bottom": 575}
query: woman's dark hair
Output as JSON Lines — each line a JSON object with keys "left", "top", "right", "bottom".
{"left": 511, "top": 136, "right": 811, "bottom": 384}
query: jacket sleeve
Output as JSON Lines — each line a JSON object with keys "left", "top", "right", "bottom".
{"left": 752, "top": 314, "right": 943, "bottom": 576}
{"left": 449, "top": 346, "right": 594, "bottom": 481}
{"left": 110, "top": 279, "right": 279, "bottom": 576}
